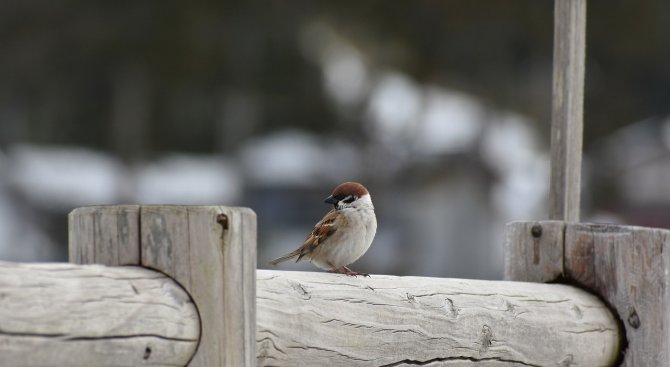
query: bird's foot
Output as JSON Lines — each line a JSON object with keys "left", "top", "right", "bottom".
{"left": 331, "top": 266, "right": 369, "bottom": 277}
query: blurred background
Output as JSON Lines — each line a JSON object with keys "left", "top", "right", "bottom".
{"left": 1, "top": 0, "right": 669, "bottom": 279}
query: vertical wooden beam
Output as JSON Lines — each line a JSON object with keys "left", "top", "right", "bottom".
{"left": 69, "top": 205, "right": 257, "bottom": 367}
{"left": 549, "top": 0, "right": 587, "bottom": 222}
{"left": 564, "top": 223, "right": 670, "bottom": 366}
{"left": 504, "top": 221, "right": 565, "bottom": 282}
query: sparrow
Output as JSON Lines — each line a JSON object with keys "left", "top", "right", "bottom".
{"left": 269, "top": 181, "right": 377, "bottom": 276}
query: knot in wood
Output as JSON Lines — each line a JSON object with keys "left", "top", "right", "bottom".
{"left": 216, "top": 214, "right": 229, "bottom": 229}
{"left": 290, "top": 281, "right": 310, "bottom": 300}
{"left": 627, "top": 307, "right": 640, "bottom": 329}
{"left": 143, "top": 346, "right": 152, "bottom": 360}
{"left": 478, "top": 325, "right": 493, "bottom": 352}
{"left": 445, "top": 298, "right": 459, "bottom": 318}
{"left": 559, "top": 354, "right": 574, "bottom": 367}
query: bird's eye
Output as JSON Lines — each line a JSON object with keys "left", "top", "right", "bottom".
{"left": 342, "top": 195, "right": 356, "bottom": 204}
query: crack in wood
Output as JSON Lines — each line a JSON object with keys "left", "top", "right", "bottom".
{"left": 0, "top": 331, "right": 66, "bottom": 338}
{"left": 286, "top": 344, "right": 371, "bottom": 362}
{"left": 65, "top": 334, "right": 198, "bottom": 342}
{"left": 380, "top": 355, "right": 544, "bottom": 367}
{"left": 0, "top": 331, "right": 197, "bottom": 343}
{"left": 558, "top": 328, "right": 618, "bottom": 334}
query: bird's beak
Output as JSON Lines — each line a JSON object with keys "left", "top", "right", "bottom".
{"left": 324, "top": 195, "right": 337, "bottom": 204}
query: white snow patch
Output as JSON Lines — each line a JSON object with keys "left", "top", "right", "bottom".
{"left": 367, "top": 72, "right": 422, "bottom": 144}
{"left": 8, "top": 144, "right": 122, "bottom": 208}
{"left": 414, "top": 87, "right": 485, "bottom": 155}
{"left": 134, "top": 154, "right": 242, "bottom": 204}
{"left": 241, "top": 131, "right": 325, "bottom": 186}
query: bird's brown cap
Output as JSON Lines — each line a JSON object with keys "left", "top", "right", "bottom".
{"left": 331, "top": 182, "right": 369, "bottom": 198}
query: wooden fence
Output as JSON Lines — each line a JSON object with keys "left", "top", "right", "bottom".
{"left": 1, "top": 0, "right": 667, "bottom": 366}
{"left": 3, "top": 205, "right": 670, "bottom": 366}
{"left": 3, "top": 205, "right": 669, "bottom": 365}
{"left": 2, "top": 205, "right": 634, "bottom": 366}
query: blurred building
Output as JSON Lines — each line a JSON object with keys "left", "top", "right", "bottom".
{"left": 1, "top": 1, "right": 669, "bottom": 280}
{"left": 586, "top": 116, "right": 670, "bottom": 229}
{"left": 0, "top": 83, "right": 549, "bottom": 280}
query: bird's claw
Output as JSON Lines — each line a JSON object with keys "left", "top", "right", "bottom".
{"left": 330, "top": 266, "right": 369, "bottom": 277}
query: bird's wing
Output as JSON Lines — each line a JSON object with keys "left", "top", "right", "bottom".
{"left": 295, "top": 209, "right": 342, "bottom": 261}
{"left": 269, "top": 209, "right": 344, "bottom": 266}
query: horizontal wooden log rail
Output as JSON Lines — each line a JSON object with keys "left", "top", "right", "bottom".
{"left": 256, "top": 269, "right": 620, "bottom": 367}
{"left": 0, "top": 261, "right": 200, "bottom": 367}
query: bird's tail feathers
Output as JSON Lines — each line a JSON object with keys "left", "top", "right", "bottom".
{"left": 269, "top": 250, "right": 301, "bottom": 266}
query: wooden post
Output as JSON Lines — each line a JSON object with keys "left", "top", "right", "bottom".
{"left": 549, "top": 0, "right": 586, "bottom": 222}
{"left": 69, "top": 205, "right": 257, "bottom": 367}
{"left": 564, "top": 224, "right": 670, "bottom": 366}
{"left": 505, "top": 221, "right": 670, "bottom": 366}
{"left": 504, "top": 220, "right": 565, "bottom": 282}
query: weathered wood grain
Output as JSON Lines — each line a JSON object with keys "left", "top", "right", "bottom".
{"left": 256, "top": 269, "right": 620, "bottom": 367}
{"left": 565, "top": 223, "right": 670, "bottom": 366}
{"left": 68, "top": 205, "right": 140, "bottom": 266}
{"left": 504, "top": 221, "right": 565, "bottom": 282}
{"left": 0, "top": 261, "right": 199, "bottom": 367}
{"left": 140, "top": 205, "right": 257, "bottom": 367}
{"left": 549, "top": 0, "right": 586, "bottom": 222}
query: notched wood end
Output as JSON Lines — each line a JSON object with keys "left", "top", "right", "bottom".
{"left": 216, "top": 214, "right": 229, "bottom": 230}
